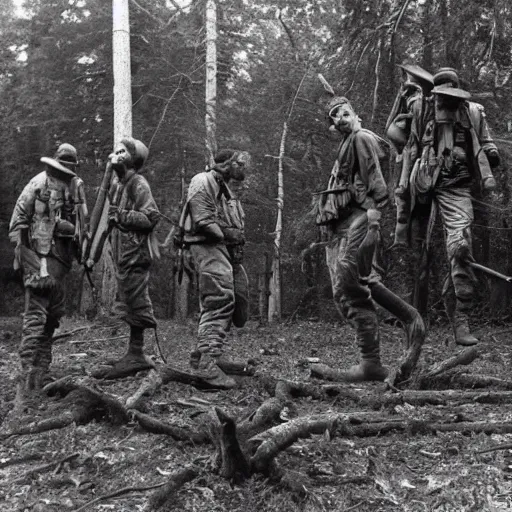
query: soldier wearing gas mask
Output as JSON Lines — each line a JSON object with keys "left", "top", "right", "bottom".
{"left": 410, "top": 68, "right": 500, "bottom": 345}
{"left": 316, "top": 98, "right": 424, "bottom": 382}
{"left": 92, "top": 137, "right": 160, "bottom": 379}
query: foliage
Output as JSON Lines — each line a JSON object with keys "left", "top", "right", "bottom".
{"left": 1, "top": 0, "right": 512, "bottom": 320}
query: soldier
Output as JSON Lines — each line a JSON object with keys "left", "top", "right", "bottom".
{"left": 9, "top": 143, "right": 87, "bottom": 409}
{"left": 409, "top": 68, "right": 500, "bottom": 346}
{"left": 179, "top": 149, "right": 250, "bottom": 389}
{"left": 92, "top": 137, "right": 160, "bottom": 379}
{"left": 316, "top": 97, "right": 424, "bottom": 382}
{"left": 386, "top": 64, "right": 434, "bottom": 247}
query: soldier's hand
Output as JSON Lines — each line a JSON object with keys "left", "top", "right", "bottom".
{"left": 223, "top": 227, "right": 245, "bottom": 245}
{"left": 486, "top": 148, "right": 500, "bottom": 168}
{"left": 108, "top": 205, "right": 121, "bottom": 225}
{"left": 366, "top": 209, "right": 382, "bottom": 226}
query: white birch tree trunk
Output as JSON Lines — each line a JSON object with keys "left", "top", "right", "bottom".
{"left": 101, "top": 0, "right": 133, "bottom": 310}
{"left": 267, "top": 69, "right": 309, "bottom": 324}
{"left": 205, "top": 0, "right": 217, "bottom": 166}
{"left": 268, "top": 123, "right": 286, "bottom": 323}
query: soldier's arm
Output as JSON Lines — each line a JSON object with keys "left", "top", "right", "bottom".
{"left": 117, "top": 178, "right": 159, "bottom": 231}
{"left": 9, "top": 179, "right": 38, "bottom": 245}
{"left": 355, "top": 131, "right": 389, "bottom": 206}
{"left": 187, "top": 174, "right": 224, "bottom": 241}
{"left": 471, "top": 103, "right": 500, "bottom": 167}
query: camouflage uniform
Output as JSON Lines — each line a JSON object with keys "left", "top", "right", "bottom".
{"left": 110, "top": 170, "right": 160, "bottom": 329}
{"left": 319, "top": 125, "right": 390, "bottom": 381}
{"left": 183, "top": 169, "right": 244, "bottom": 357}
{"left": 9, "top": 144, "right": 86, "bottom": 395}
{"left": 411, "top": 84, "right": 500, "bottom": 344}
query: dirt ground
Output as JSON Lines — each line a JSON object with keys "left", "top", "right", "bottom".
{"left": 1, "top": 314, "right": 512, "bottom": 512}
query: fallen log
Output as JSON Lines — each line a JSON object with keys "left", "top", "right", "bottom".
{"left": 374, "top": 389, "right": 512, "bottom": 407}
{"left": 415, "top": 346, "right": 480, "bottom": 385}
{"left": 10, "top": 452, "right": 80, "bottom": 485}
{"left": 133, "top": 410, "right": 209, "bottom": 444}
{"left": 248, "top": 412, "right": 394, "bottom": 473}
{"left": 212, "top": 408, "right": 251, "bottom": 484}
{"left": 1, "top": 385, "right": 129, "bottom": 439}
{"left": 388, "top": 314, "right": 426, "bottom": 387}
{"left": 237, "top": 396, "right": 286, "bottom": 440}
{"left": 74, "top": 481, "right": 167, "bottom": 512}
{"left": 144, "top": 467, "right": 199, "bottom": 511}
{"left": 423, "top": 371, "right": 512, "bottom": 391}
{"left": 125, "top": 369, "right": 164, "bottom": 410}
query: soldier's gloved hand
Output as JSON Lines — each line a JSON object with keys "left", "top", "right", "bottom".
{"left": 366, "top": 208, "right": 382, "bottom": 228}
{"left": 222, "top": 227, "right": 245, "bottom": 245}
{"left": 486, "top": 148, "right": 500, "bottom": 168}
{"left": 55, "top": 219, "right": 75, "bottom": 236}
{"left": 453, "top": 241, "right": 474, "bottom": 264}
{"left": 108, "top": 205, "right": 121, "bottom": 226}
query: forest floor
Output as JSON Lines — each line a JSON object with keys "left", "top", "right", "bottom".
{"left": 1, "top": 314, "right": 512, "bottom": 512}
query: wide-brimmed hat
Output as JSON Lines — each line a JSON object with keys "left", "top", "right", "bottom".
{"left": 40, "top": 143, "right": 78, "bottom": 176}
{"left": 40, "top": 157, "right": 77, "bottom": 176}
{"left": 432, "top": 85, "right": 471, "bottom": 100}
{"left": 397, "top": 64, "right": 434, "bottom": 86}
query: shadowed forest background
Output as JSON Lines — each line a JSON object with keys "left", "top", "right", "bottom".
{"left": 1, "top": 0, "right": 512, "bottom": 325}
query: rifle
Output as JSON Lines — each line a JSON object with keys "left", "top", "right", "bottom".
{"left": 175, "top": 151, "right": 187, "bottom": 284}
{"left": 82, "top": 160, "right": 115, "bottom": 269}
{"left": 468, "top": 261, "right": 512, "bottom": 283}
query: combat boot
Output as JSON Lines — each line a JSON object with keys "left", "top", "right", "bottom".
{"left": 196, "top": 353, "right": 237, "bottom": 389}
{"left": 190, "top": 349, "right": 256, "bottom": 376}
{"left": 338, "top": 360, "right": 388, "bottom": 382}
{"left": 338, "top": 319, "right": 388, "bottom": 383}
{"left": 453, "top": 314, "right": 478, "bottom": 346}
{"left": 11, "top": 367, "right": 46, "bottom": 416}
{"left": 92, "top": 326, "right": 154, "bottom": 379}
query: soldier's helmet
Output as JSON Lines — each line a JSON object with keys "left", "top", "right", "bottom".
{"left": 433, "top": 67, "right": 459, "bottom": 88}
{"left": 120, "top": 137, "right": 149, "bottom": 170}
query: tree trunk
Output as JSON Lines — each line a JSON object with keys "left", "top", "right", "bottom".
{"left": 97, "top": 0, "right": 134, "bottom": 312}
{"left": 174, "top": 154, "right": 189, "bottom": 322}
{"left": 268, "top": 131, "right": 285, "bottom": 324}
{"left": 174, "top": 271, "right": 190, "bottom": 322}
{"left": 258, "top": 252, "right": 270, "bottom": 325}
{"left": 205, "top": 0, "right": 217, "bottom": 166}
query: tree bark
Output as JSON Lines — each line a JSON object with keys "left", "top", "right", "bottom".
{"left": 98, "top": 0, "right": 134, "bottom": 312}
{"left": 205, "top": 0, "right": 217, "bottom": 166}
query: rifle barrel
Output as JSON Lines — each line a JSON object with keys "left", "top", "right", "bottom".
{"left": 468, "top": 261, "right": 512, "bottom": 282}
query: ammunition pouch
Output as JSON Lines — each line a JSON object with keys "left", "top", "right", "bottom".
{"left": 315, "top": 188, "right": 353, "bottom": 226}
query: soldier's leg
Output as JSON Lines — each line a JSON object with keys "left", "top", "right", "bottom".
{"left": 93, "top": 266, "right": 156, "bottom": 379}
{"left": 189, "top": 243, "right": 236, "bottom": 389}
{"left": 39, "top": 282, "right": 66, "bottom": 382}
{"left": 16, "top": 287, "right": 51, "bottom": 407}
{"left": 436, "top": 187, "right": 477, "bottom": 346}
{"left": 411, "top": 204, "right": 431, "bottom": 318}
{"left": 326, "top": 212, "right": 387, "bottom": 382}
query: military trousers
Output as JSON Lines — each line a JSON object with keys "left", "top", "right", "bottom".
{"left": 115, "top": 262, "right": 157, "bottom": 329}
{"left": 187, "top": 243, "right": 235, "bottom": 357}
{"left": 325, "top": 210, "right": 382, "bottom": 361}
{"left": 19, "top": 280, "right": 65, "bottom": 374}
{"left": 414, "top": 186, "right": 475, "bottom": 316}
